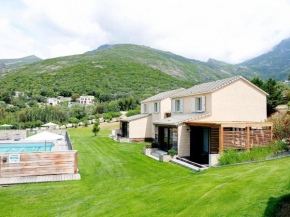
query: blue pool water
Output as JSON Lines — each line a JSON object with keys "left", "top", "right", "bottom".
{"left": 0, "top": 143, "right": 53, "bottom": 153}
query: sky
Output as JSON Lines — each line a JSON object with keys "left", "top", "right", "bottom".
{"left": 1, "top": 0, "right": 290, "bottom": 63}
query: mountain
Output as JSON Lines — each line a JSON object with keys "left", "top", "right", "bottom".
{"left": 0, "top": 55, "right": 42, "bottom": 71}
{"left": 0, "top": 45, "right": 197, "bottom": 101}
{"left": 205, "top": 58, "right": 258, "bottom": 78}
{"left": 1, "top": 41, "right": 289, "bottom": 102}
{"left": 241, "top": 38, "right": 290, "bottom": 80}
{"left": 84, "top": 44, "right": 241, "bottom": 82}
{"left": 85, "top": 44, "right": 111, "bottom": 54}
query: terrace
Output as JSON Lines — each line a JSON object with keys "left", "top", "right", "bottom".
{"left": 0, "top": 129, "right": 79, "bottom": 185}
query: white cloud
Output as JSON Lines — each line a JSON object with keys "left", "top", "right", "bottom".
{"left": 1, "top": 0, "right": 290, "bottom": 63}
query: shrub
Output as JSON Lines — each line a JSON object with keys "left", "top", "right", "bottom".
{"left": 84, "top": 120, "right": 89, "bottom": 127}
{"left": 151, "top": 142, "right": 158, "bottom": 148}
{"left": 109, "top": 112, "right": 122, "bottom": 118}
{"left": 268, "top": 113, "right": 290, "bottom": 142}
{"left": 145, "top": 144, "right": 152, "bottom": 149}
{"left": 103, "top": 113, "right": 112, "bottom": 121}
{"left": 218, "top": 141, "right": 288, "bottom": 165}
{"left": 168, "top": 149, "right": 178, "bottom": 157}
{"left": 126, "top": 109, "right": 140, "bottom": 117}
{"left": 92, "top": 121, "right": 100, "bottom": 136}
{"left": 88, "top": 115, "right": 95, "bottom": 120}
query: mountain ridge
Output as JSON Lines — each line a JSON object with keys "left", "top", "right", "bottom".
{"left": 0, "top": 55, "right": 42, "bottom": 71}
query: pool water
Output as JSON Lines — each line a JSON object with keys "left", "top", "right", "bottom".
{"left": 0, "top": 143, "right": 53, "bottom": 153}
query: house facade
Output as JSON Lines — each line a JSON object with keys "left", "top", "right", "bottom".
{"left": 79, "top": 96, "right": 94, "bottom": 105}
{"left": 47, "top": 98, "right": 60, "bottom": 106}
{"left": 153, "top": 76, "right": 272, "bottom": 166}
{"left": 118, "top": 88, "right": 185, "bottom": 142}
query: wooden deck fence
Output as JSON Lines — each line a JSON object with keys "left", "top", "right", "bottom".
{"left": 223, "top": 129, "right": 272, "bottom": 150}
{"left": 0, "top": 151, "right": 78, "bottom": 178}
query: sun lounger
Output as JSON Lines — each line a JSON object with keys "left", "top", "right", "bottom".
{"left": 14, "top": 134, "right": 21, "bottom": 141}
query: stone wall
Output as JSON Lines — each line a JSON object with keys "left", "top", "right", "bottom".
{"left": 0, "top": 130, "right": 27, "bottom": 140}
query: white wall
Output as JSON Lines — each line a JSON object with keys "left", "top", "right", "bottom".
{"left": 129, "top": 116, "right": 152, "bottom": 139}
{"left": 177, "top": 124, "right": 190, "bottom": 157}
{"left": 205, "top": 79, "right": 267, "bottom": 122}
{"left": 171, "top": 93, "right": 212, "bottom": 115}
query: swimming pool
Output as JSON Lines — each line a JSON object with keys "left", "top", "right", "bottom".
{"left": 0, "top": 143, "right": 53, "bottom": 153}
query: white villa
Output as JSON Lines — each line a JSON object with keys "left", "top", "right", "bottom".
{"left": 47, "top": 98, "right": 60, "bottom": 106}
{"left": 78, "top": 96, "right": 95, "bottom": 105}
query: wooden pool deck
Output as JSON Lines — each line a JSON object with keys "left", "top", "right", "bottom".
{"left": 0, "top": 174, "right": 81, "bottom": 185}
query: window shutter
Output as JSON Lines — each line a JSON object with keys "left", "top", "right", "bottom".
{"left": 151, "top": 103, "right": 154, "bottom": 113}
{"left": 192, "top": 97, "right": 196, "bottom": 112}
{"left": 202, "top": 96, "right": 206, "bottom": 112}
{"left": 141, "top": 104, "right": 144, "bottom": 114}
{"left": 180, "top": 99, "right": 184, "bottom": 112}
{"left": 172, "top": 100, "right": 175, "bottom": 113}
{"left": 157, "top": 102, "right": 160, "bottom": 113}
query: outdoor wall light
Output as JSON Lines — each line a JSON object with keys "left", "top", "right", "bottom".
{"left": 187, "top": 128, "right": 191, "bottom": 132}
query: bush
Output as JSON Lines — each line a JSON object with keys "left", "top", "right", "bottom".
{"left": 218, "top": 141, "right": 288, "bottom": 165}
{"left": 151, "top": 142, "right": 158, "bottom": 148}
{"left": 84, "top": 120, "right": 89, "bottom": 127}
{"left": 268, "top": 113, "right": 290, "bottom": 142}
{"left": 103, "top": 113, "right": 112, "bottom": 121}
{"left": 145, "top": 144, "right": 152, "bottom": 149}
{"left": 109, "top": 112, "right": 122, "bottom": 118}
{"left": 168, "top": 149, "right": 178, "bottom": 157}
{"left": 126, "top": 109, "right": 140, "bottom": 117}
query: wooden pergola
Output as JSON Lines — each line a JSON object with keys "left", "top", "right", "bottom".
{"left": 183, "top": 121, "right": 273, "bottom": 153}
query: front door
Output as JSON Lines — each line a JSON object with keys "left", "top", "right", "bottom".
{"left": 122, "top": 122, "right": 129, "bottom": 138}
{"left": 159, "top": 127, "right": 173, "bottom": 151}
{"left": 190, "top": 127, "right": 209, "bottom": 164}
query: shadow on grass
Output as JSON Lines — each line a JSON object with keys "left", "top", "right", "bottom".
{"left": 264, "top": 194, "right": 290, "bottom": 217}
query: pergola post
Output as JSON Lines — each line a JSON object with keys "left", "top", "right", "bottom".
{"left": 219, "top": 126, "right": 223, "bottom": 153}
{"left": 246, "top": 126, "right": 250, "bottom": 151}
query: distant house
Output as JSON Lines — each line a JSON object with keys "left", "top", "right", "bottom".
{"left": 47, "top": 98, "right": 60, "bottom": 106}
{"left": 14, "top": 91, "right": 25, "bottom": 98}
{"left": 284, "top": 80, "right": 290, "bottom": 86}
{"left": 78, "top": 96, "right": 94, "bottom": 105}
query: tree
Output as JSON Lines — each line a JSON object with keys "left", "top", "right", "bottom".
{"left": 263, "top": 78, "right": 283, "bottom": 114}
{"left": 0, "top": 107, "right": 5, "bottom": 119}
{"left": 69, "top": 117, "right": 79, "bottom": 128}
{"left": 71, "top": 93, "right": 80, "bottom": 102}
{"left": 92, "top": 121, "right": 100, "bottom": 136}
{"left": 251, "top": 78, "right": 283, "bottom": 115}
{"left": 285, "top": 90, "right": 290, "bottom": 102}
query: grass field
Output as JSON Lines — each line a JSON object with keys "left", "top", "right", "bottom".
{"left": 0, "top": 123, "right": 289, "bottom": 217}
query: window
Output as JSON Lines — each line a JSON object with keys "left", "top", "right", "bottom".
{"left": 192, "top": 96, "right": 205, "bottom": 112}
{"left": 154, "top": 102, "right": 158, "bottom": 113}
{"left": 175, "top": 100, "right": 181, "bottom": 112}
{"left": 144, "top": 104, "right": 147, "bottom": 113}
{"left": 197, "top": 97, "right": 202, "bottom": 111}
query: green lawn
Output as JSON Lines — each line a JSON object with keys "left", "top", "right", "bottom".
{"left": 0, "top": 125, "right": 289, "bottom": 217}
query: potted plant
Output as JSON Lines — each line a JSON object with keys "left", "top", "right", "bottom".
{"left": 168, "top": 149, "right": 178, "bottom": 158}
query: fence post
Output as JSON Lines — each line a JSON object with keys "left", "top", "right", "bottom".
{"left": 247, "top": 126, "right": 250, "bottom": 151}
{"left": 74, "top": 152, "right": 78, "bottom": 174}
{"left": 219, "top": 126, "right": 223, "bottom": 153}
{"left": 270, "top": 125, "right": 273, "bottom": 141}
